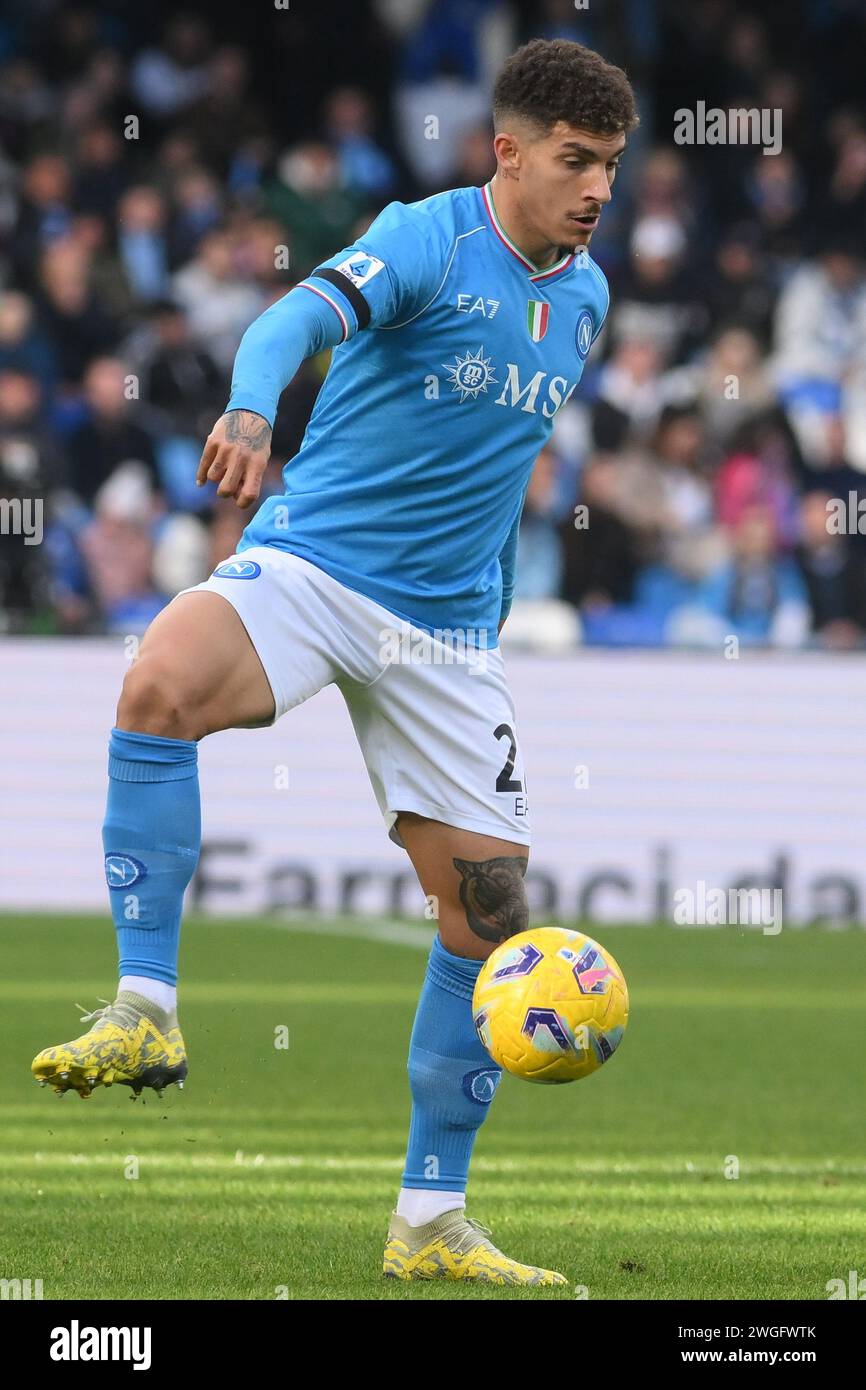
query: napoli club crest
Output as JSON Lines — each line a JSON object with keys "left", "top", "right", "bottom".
{"left": 575, "top": 310, "right": 594, "bottom": 360}
{"left": 212, "top": 559, "right": 262, "bottom": 580}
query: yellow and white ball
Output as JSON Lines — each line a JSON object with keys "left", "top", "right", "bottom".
{"left": 472, "top": 927, "right": 629, "bottom": 1083}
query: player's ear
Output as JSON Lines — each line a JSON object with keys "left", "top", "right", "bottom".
{"left": 492, "top": 131, "right": 521, "bottom": 177}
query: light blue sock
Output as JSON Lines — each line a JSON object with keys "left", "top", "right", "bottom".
{"left": 402, "top": 934, "right": 502, "bottom": 1192}
{"left": 102, "top": 727, "right": 200, "bottom": 987}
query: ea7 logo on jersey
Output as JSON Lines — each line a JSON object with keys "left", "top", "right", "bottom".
{"left": 334, "top": 253, "right": 386, "bottom": 289}
{"left": 456, "top": 293, "right": 501, "bottom": 318}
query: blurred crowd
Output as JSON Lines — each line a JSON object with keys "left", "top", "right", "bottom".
{"left": 1, "top": 0, "right": 866, "bottom": 647}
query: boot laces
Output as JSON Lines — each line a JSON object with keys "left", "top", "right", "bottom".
{"left": 74, "top": 998, "right": 113, "bottom": 1025}
{"left": 466, "top": 1217, "right": 494, "bottom": 1240}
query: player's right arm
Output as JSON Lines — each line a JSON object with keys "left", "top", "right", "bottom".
{"left": 196, "top": 408, "right": 274, "bottom": 508}
{"left": 196, "top": 285, "right": 348, "bottom": 507}
{"left": 197, "top": 200, "right": 446, "bottom": 508}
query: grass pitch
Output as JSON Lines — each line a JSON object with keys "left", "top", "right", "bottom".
{"left": 2, "top": 913, "right": 864, "bottom": 1300}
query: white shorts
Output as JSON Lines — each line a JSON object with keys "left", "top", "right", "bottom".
{"left": 182, "top": 547, "right": 531, "bottom": 850}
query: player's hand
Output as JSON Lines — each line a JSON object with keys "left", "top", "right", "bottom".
{"left": 196, "top": 410, "right": 273, "bottom": 509}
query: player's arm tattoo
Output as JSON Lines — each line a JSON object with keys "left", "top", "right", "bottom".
{"left": 224, "top": 410, "right": 272, "bottom": 453}
{"left": 453, "top": 855, "right": 529, "bottom": 943}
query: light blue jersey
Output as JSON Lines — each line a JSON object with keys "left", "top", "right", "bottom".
{"left": 228, "top": 181, "right": 609, "bottom": 646}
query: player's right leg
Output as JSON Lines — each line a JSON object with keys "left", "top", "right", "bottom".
{"left": 31, "top": 590, "right": 277, "bottom": 1099}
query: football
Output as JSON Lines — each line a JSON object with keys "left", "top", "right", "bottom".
{"left": 472, "top": 927, "right": 629, "bottom": 1083}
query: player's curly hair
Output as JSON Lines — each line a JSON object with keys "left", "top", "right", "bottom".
{"left": 493, "top": 39, "right": 639, "bottom": 138}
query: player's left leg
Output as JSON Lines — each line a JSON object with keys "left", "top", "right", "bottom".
{"left": 395, "top": 815, "right": 526, "bottom": 1222}
{"left": 328, "top": 577, "right": 564, "bottom": 1282}
{"left": 381, "top": 812, "right": 565, "bottom": 1286}
{"left": 398, "top": 813, "right": 529, "bottom": 960}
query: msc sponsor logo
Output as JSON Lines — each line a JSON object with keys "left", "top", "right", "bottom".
{"left": 441, "top": 350, "right": 580, "bottom": 417}
{"left": 104, "top": 854, "right": 148, "bottom": 890}
{"left": 494, "top": 362, "right": 579, "bottom": 417}
{"left": 443, "top": 347, "right": 498, "bottom": 402}
{"left": 212, "top": 559, "right": 262, "bottom": 580}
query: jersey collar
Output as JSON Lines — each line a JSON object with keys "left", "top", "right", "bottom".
{"left": 480, "top": 181, "right": 576, "bottom": 283}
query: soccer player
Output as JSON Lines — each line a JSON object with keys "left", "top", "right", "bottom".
{"left": 33, "top": 39, "right": 637, "bottom": 1285}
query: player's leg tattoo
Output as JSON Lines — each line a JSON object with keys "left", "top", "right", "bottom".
{"left": 452, "top": 855, "right": 529, "bottom": 944}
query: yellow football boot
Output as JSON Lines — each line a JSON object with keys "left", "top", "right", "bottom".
{"left": 31, "top": 991, "right": 187, "bottom": 1100}
{"left": 383, "top": 1209, "right": 567, "bottom": 1286}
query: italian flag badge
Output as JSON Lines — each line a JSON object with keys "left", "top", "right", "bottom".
{"left": 527, "top": 299, "right": 550, "bottom": 342}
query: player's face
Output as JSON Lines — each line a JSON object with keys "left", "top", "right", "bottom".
{"left": 525, "top": 123, "right": 626, "bottom": 249}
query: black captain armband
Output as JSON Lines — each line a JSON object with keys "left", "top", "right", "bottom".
{"left": 309, "top": 267, "right": 372, "bottom": 330}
